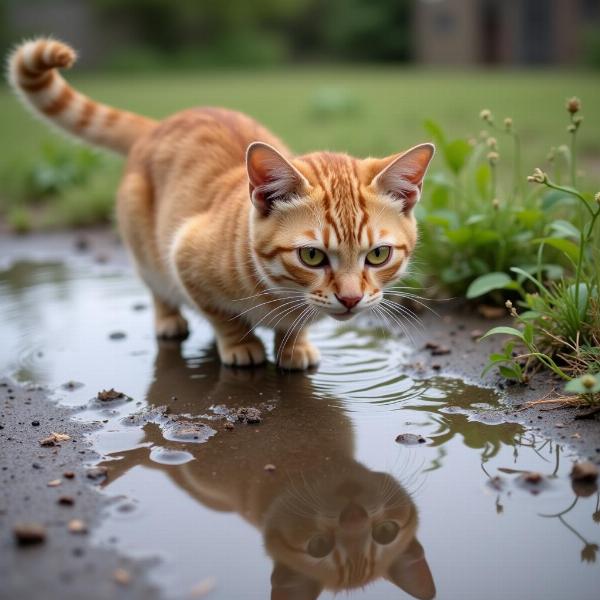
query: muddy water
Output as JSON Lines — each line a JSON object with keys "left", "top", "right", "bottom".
{"left": 1, "top": 260, "right": 599, "bottom": 600}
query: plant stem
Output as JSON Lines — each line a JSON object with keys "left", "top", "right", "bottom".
{"left": 570, "top": 117, "right": 577, "bottom": 188}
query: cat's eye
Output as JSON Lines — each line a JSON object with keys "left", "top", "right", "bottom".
{"left": 299, "top": 247, "right": 328, "bottom": 268}
{"left": 372, "top": 520, "right": 399, "bottom": 545}
{"left": 365, "top": 246, "right": 391, "bottom": 266}
{"left": 307, "top": 533, "right": 335, "bottom": 558}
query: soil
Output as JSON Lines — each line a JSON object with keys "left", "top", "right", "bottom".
{"left": 0, "top": 377, "right": 161, "bottom": 600}
{"left": 1, "top": 226, "right": 599, "bottom": 598}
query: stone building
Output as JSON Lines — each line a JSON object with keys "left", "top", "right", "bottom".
{"left": 414, "top": 0, "right": 600, "bottom": 66}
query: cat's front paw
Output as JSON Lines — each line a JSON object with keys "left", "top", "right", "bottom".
{"left": 155, "top": 313, "right": 189, "bottom": 340}
{"left": 219, "top": 340, "right": 266, "bottom": 367}
{"left": 277, "top": 342, "right": 320, "bottom": 371}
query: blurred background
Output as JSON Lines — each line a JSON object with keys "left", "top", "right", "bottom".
{"left": 0, "top": 0, "right": 599, "bottom": 230}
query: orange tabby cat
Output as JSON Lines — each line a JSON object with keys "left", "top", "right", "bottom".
{"left": 8, "top": 38, "right": 435, "bottom": 370}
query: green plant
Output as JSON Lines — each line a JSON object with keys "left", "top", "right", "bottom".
{"left": 415, "top": 114, "right": 564, "bottom": 298}
{"left": 478, "top": 99, "right": 600, "bottom": 392}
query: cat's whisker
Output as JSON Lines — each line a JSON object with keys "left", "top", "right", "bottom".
{"left": 377, "top": 302, "right": 417, "bottom": 346}
{"left": 383, "top": 292, "right": 440, "bottom": 317}
{"left": 232, "top": 287, "right": 303, "bottom": 302}
{"left": 267, "top": 300, "right": 308, "bottom": 331}
{"left": 241, "top": 299, "right": 307, "bottom": 341}
{"left": 289, "top": 307, "right": 314, "bottom": 364}
{"left": 370, "top": 306, "right": 389, "bottom": 340}
{"left": 276, "top": 305, "right": 313, "bottom": 364}
{"left": 380, "top": 299, "right": 426, "bottom": 334}
{"left": 230, "top": 294, "right": 305, "bottom": 320}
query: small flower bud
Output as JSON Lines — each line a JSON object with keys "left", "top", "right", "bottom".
{"left": 480, "top": 109, "right": 493, "bottom": 123}
{"left": 567, "top": 124, "right": 577, "bottom": 133}
{"left": 595, "top": 192, "right": 600, "bottom": 205}
{"left": 504, "top": 117, "right": 513, "bottom": 131}
{"left": 492, "top": 198, "right": 500, "bottom": 210}
{"left": 487, "top": 137, "right": 497, "bottom": 149}
{"left": 505, "top": 300, "right": 513, "bottom": 309}
{"left": 487, "top": 151, "right": 499, "bottom": 165}
{"left": 574, "top": 115, "right": 584, "bottom": 125}
{"left": 566, "top": 97, "right": 581, "bottom": 114}
{"left": 582, "top": 375, "right": 597, "bottom": 390}
{"left": 527, "top": 167, "right": 548, "bottom": 184}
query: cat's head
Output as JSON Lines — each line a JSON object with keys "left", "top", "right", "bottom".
{"left": 246, "top": 143, "right": 434, "bottom": 320}
{"left": 264, "top": 465, "right": 435, "bottom": 599}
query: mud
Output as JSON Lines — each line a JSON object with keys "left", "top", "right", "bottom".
{"left": 0, "top": 377, "right": 160, "bottom": 599}
{"left": 0, "top": 228, "right": 599, "bottom": 600}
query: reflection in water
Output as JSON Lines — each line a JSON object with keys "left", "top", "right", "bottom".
{"left": 103, "top": 344, "right": 435, "bottom": 599}
{"left": 2, "top": 260, "right": 600, "bottom": 598}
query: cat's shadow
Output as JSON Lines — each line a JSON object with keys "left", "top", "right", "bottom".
{"left": 103, "top": 342, "right": 435, "bottom": 600}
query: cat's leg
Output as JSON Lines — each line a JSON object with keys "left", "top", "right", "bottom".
{"left": 116, "top": 171, "right": 188, "bottom": 341}
{"left": 153, "top": 295, "right": 189, "bottom": 340}
{"left": 275, "top": 328, "right": 320, "bottom": 370}
{"left": 205, "top": 311, "right": 266, "bottom": 367}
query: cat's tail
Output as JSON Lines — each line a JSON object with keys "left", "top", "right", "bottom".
{"left": 7, "top": 38, "right": 157, "bottom": 154}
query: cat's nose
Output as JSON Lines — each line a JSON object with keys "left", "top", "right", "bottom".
{"left": 335, "top": 294, "right": 363, "bottom": 310}
{"left": 339, "top": 502, "right": 368, "bottom": 530}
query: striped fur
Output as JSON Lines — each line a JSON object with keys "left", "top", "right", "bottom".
{"left": 8, "top": 38, "right": 156, "bottom": 153}
{"left": 8, "top": 37, "right": 435, "bottom": 370}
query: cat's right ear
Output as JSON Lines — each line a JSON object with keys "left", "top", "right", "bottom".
{"left": 246, "top": 142, "right": 309, "bottom": 216}
{"left": 385, "top": 538, "right": 436, "bottom": 600}
{"left": 270, "top": 562, "right": 322, "bottom": 600}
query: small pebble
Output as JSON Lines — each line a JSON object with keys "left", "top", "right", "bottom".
{"left": 58, "top": 495, "right": 75, "bottom": 506}
{"left": 47, "top": 479, "right": 61, "bottom": 487}
{"left": 264, "top": 464, "right": 276, "bottom": 472}
{"left": 68, "top": 519, "right": 87, "bottom": 534}
{"left": 570, "top": 462, "right": 599, "bottom": 483}
{"left": 13, "top": 523, "right": 46, "bottom": 546}
{"left": 31, "top": 420, "right": 40, "bottom": 427}
{"left": 113, "top": 568, "right": 131, "bottom": 585}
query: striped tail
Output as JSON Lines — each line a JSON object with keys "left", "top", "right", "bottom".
{"left": 7, "top": 38, "right": 157, "bottom": 154}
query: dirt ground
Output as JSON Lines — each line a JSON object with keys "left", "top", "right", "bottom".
{"left": 0, "top": 228, "right": 599, "bottom": 599}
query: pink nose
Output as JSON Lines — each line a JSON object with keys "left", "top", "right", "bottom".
{"left": 336, "top": 294, "right": 363, "bottom": 310}
{"left": 339, "top": 502, "right": 368, "bottom": 530}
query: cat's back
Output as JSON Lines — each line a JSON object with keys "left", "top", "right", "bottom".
{"left": 129, "top": 106, "right": 288, "bottom": 192}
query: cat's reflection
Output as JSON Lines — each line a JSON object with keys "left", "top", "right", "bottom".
{"left": 105, "top": 343, "right": 435, "bottom": 600}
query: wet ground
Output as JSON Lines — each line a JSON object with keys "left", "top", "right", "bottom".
{"left": 1, "top": 230, "right": 599, "bottom": 600}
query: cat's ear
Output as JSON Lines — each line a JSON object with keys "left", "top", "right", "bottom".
{"left": 270, "top": 562, "right": 322, "bottom": 600}
{"left": 385, "top": 538, "right": 435, "bottom": 600}
{"left": 246, "top": 142, "right": 309, "bottom": 216}
{"left": 370, "top": 143, "right": 435, "bottom": 213}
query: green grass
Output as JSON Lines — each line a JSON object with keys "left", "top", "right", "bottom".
{"left": 1, "top": 67, "right": 599, "bottom": 227}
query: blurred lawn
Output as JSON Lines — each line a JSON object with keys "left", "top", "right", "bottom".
{"left": 1, "top": 67, "right": 599, "bottom": 228}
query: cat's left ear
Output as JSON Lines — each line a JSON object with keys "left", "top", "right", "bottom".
{"left": 270, "top": 562, "right": 322, "bottom": 600}
{"left": 246, "top": 142, "right": 310, "bottom": 216}
{"left": 370, "top": 143, "right": 435, "bottom": 213}
{"left": 385, "top": 538, "right": 436, "bottom": 600}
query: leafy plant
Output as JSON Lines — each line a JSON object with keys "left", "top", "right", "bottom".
{"left": 475, "top": 99, "right": 600, "bottom": 393}
{"left": 415, "top": 114, "right": 564, "bottom": 298}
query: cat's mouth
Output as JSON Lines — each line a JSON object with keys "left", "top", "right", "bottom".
{"left": 329, "top": 309, "right": 358, "bottom": 321}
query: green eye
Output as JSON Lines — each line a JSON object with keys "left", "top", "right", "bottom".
{"left": 299, "top": 247, "right": 327, "bottom": 267}
{"left": 307, "top": 533, "right": 335, "bottom": 558}
{"left": 366, "top": 246, "right": 391, "bottom": 266}
{"left": 372, "top": 520, "right": 399, "bottom": 545}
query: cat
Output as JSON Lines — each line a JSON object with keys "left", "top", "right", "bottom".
{"left": 8, "top": 38, "right": 434, "bottom": 370}
{"left": 104, "top": 343, "right": 436, "bottom": 599}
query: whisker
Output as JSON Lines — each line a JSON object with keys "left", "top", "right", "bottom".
{"left": 229, "top": 293, "right": 305, "bottom": 320}
{"left": 240, "top": 298, "right": 306, "bottom": 341}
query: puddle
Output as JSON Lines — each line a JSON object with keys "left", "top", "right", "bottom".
{"left": 1, "top": 260, "right": 599, "bottom": 599}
